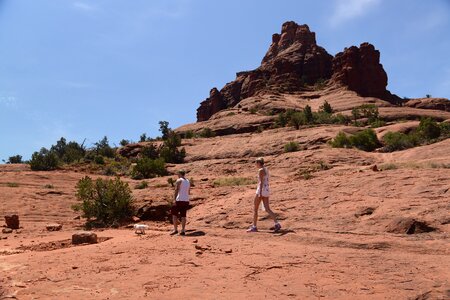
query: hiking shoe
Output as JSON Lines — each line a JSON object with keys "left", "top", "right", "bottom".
{"left": 170, "top": 230, "right": 178, "bottom": 235}
{"left": 246, "top": 226, "right": 258, "bottom": 232}
{"left": 180, "top": 231, "right": 186, "bottom": 236}
{"left": 273, "top": 223, "right": 281, "bottom": 232}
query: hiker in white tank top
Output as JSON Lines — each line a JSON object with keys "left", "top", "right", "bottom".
{"left": 247, "top": 158, "right": 281, "bottom": 233}
{"left": 176, "top": 177, "right": 190, "bottom": 202}
{"left": 170, "top": 170, "right": 190, "bottom": 236}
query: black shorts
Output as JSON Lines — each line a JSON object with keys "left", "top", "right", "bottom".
{"left": 171, "top": 201, "right": 190, "bottom": 218}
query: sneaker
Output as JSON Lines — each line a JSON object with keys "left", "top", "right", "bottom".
{"left": 273, "top": 223, "right": 281, "bottom": 232}
{"left": 180, "top": 231, "right": 186, "bottom": 236}
{"left": 246, "top": 226, "right": 258, "bottom": 232}
{"left": 170, "top": 230, "right": 178, "bottom": 235}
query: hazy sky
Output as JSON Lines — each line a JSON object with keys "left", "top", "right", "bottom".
{"left": 1, "top": 0, "right": 449, "bottom": 160}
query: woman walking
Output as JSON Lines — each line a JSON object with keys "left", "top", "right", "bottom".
{"left": 247, "top": 158, "right": 281, "bottom": 232}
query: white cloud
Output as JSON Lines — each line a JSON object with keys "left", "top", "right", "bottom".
{"left": 72, "top": 1, "right": 97, "bottom": 12}
{"left": 330, "top": 0, "right": 381, "bottom": 26}
{"left": 0, "top": 94, "right": 18, "bottom": 109}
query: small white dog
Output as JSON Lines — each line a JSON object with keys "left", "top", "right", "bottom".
{"left": 133, "top": 224, "right": 149, "bottom": 235}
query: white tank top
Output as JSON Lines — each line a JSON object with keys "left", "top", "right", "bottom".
{"left": 257, "top": 167, "right": 269, "bottom": 191}
{"left": 176, "top": 178, "right": 190, "bottom": 202}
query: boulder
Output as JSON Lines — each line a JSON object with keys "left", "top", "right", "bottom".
{"left": 46, "top": 223, "right": 62, "bottom": 231}
{"left": 4, "top": 214, "right": 19, "bottom": 229}
{"left": 2, "top": 228, "right": 13, "bottom": 234}
{"left": 386, "top": 217, "right": 435, "bottom": 234}
{"left": 404, "top": 98, "right": 450, "bottom": 112}
{"left": 72, "top": 231, "right": 98, "bottom": 245}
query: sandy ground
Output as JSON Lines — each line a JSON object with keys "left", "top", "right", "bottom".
{"left": 1, "top": 131, "right": 449, "bottom": 299}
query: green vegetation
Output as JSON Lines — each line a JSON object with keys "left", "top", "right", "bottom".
{"left": 351, "top": 104, "right": 385, "bottom": 127}
{"left": 44, "top": 184, "right": 54, "bottom": 189}
{"left": 199, "top": 127, "right": 215, "bottom": 138}
{"left": 330, "top": 129, "right": 381, "bottom": 152}
{"left": 135, "top": 181, "right": 148, "bottom": 189}
{"left": 131, "top": 157, "right": 167, "bottom": 179}
{"left": 276, "top": 103, "right": 350, "bottom": 129}
{"left": 6, "top": 182, "right": 19, "bottom": 187}
{"left": 213, "top": 177, "right": 257, "bottom": 187}
{"left": 6, "top": 155, "right": 23, "bottom": 164}
{"left": 184, "top": 130, "right": 195, "bottom": 139}
{"left": 30, "top": 148, "right": 60, "bottom": 170}
{"left": 167, "top": 177, "right": 175, "bottom": 187}
{"left": 72, "top": 176, "right": 134, "bottom": 227}
{"left": 382, "top": 118, "right": 449, "bottom": 152}
{"left": 284, "top": 141, "right": 300, "bottom": 152}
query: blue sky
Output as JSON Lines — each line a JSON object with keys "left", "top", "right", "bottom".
{"left": 1, "top": 0, "right": 449, "bottom": 160}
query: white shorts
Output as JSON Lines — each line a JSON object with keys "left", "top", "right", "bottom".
{"left": 256, "top": 188, "right": 270, "bottom": 198}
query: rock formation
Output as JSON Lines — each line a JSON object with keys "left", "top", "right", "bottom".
{"left": 197, "top": 21, "right": 399, "bottom": 121}
{"left": 331, "top": 43, "right": 388, "bottom": 99}
{"left": 197, "top": 21, "right": 333, "bottom": 121}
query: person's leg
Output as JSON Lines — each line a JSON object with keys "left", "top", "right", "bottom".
{"left": 170, "top": 204, "right": 179, "bottom": 234}
{"left": 181, "top": 217, "right": 186, "bottom": 232}
{"left": 253, "top": 195, "right": 262, "bottom": 227}
{"left": 262, "top": 197, "right": 277, "bottom": 222}
{"left": 180, "top": 202, "right": 188, "bottom": 235}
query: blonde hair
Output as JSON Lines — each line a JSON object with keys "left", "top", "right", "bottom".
{"left": 256, "top": 157, "right": 264, "bottom": 165}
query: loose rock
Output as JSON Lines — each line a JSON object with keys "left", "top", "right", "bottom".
{"left": 72, "top": 231, "right": 98, "bottom": 245}
{"left": 46, "top": 224, "right": 62, "bottom": 231}
{"left": 4, "top": 214, "right": 19, "bottom": 229}
{"left": 2, "top": 228, "right": 13, "bottom": 234}
{"left": 386, "top": 217, "right": 435, "bottom": 234}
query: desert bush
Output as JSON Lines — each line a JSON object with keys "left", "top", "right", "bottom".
{"left": 132, "top": 157, "right": 167, "bottom": 179}
{"left": 184, "top": 130, "right": 195, "bottom": 139}
{"left": 439, "top": 122, "right": 450, "bottom": 137}
{"left": 289, "top": 112, "right": 306, "bottom": 129}
{"left": 332, "top": 114, "right": 351, "bottom": 125}
{"left": 94, "top": 155, "right": 105, "bottom": 165}
{"left": 72, "top": 176, "right": 134, "bottom": 226}
{"left": 159, "top": 121, "right": 170, "bottom": 140}
{"left": 370, "top": 119, "right": 386, "bottom": 128}
{"left": 319, "top": 101, "right": 333, "bottom": 114}
{"left": 7, "top": 182, "right": 19, "bottom": 187}
{"left": 213, "top": 177, "right": 257, "bottom": 187}
{"left": 303, "top": 105, "right": 314, "bottom": 124}
{"left": 51, "top": 137, "right": 86, "bottom": 163}
{"left": 284, "top": 141, "right": 300, "bottom": 152}
{"left": 141, "top": 143, "right": 159, "bottom": 159}
{"left": 380, "top": 163, "right": 398, "bottom": 170}
{"left": 329, "top": 132, "right": 352, "bottom": 148}
{"left": 349, "top": 129, "right": 381, "bottom": 151}
{"left": 119, "top": 139, "right": 130, "bottom": 146}
{"left": 417, "top": 117, "right": 441, "bottom": 140}
{"left": 199, "top": 127, "right": 215, "bottom": 138}
{"left": 135, "top": 181, "right": 148, "bottom": 189}
{"left": 382, "top": 132, "right": 418, "bottom": 152}
{"left": 167, "top": 177, "right": 176, "bottom": 187}
{"left": 29, "top": 148, "right": 59, "bottom": 171}
{"left": 7, "top": 155, "right": 23, "bottom": 164}
{"left": 159, "top": 132, "right": 186, "bottom": 163}
{"left": 94, "top": 136, "right": 115, "bottom": 158}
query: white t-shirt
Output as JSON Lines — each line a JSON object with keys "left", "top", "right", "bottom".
{"left": 176, "top": 178, "right": 190, "bottom": 202}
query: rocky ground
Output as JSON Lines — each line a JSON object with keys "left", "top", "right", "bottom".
{"left": 1, "top": 130, "right": 449, "bottom": 299}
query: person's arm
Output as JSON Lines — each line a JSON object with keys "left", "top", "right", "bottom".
{"left": 174, "top": 179, "right": 181, "bottom": 201}
{"left": 259, "top": 168, "right": 265, "bottom": 197}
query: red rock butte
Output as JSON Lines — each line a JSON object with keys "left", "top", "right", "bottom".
{"left": 196, "top": 21, "right": 399, "bottom": 122}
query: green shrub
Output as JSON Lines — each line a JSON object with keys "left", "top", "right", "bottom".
{"left": 439, "top": 122, "right": 450, "bottom": 136}
{"left": 289, "top": 112, "right": 306, "bottom": 129}
{"left": 7, "top": 182, "right": 19, "bottom": 187}
{"left": 167, "top": 177, "right": 175, "bottom": 187}
{"left": 319, "top": 101, "right": 333, "bottom": 114}
{"left": 199, "top": 127, "right": 215, "bottom": 138}
{"left": 349, "top": 129, "right": 381, "bottom": 151}
{"left": 184, "top": 130, "right": 195, "bottom": 139}
{"left": 418, "top": 117, "right": 441, "bottom": 140}
{"left": 7, "top": 155, "right": 23, "bottom": 164}
{"left": 284, "top": 141, "right": 300, "bottom": 152}
{"left": 370, "top": 119, "right": 386, "bottom": 128}
{"left": 303, "top": 105, "right": 314, "bottom": 124}
{"left": 159, "top": 132, "right": 186, "bottom": 163}
{"left": 72, "top": 176, "right": 134, "bottom": 226}
{"left": 135, "top": 181, "right": 148, "bottom": 189}
{"left": 94, "top": 155, "right": 105, "bottom": 165}
{"left": 332, "top": 114, "right": 351, "bottom": 125}
{"left": 94, "top": 136, "right": 115, "bottom": 158}
{"left": 313, "top": 111, "right": 332, "bottom": 124}
{"left": 132, "top": 157, "right": 167, "bottom": 179}
{"left": 51, "top": 137, "right": 86, "bottom": 163}
{"left": 382, "top": 132, "right": 418, "bottom": 152}
{"left": 119, "top": 139, "right": 130, "bottom": 146}
{"left": 351, "top": 104, "right": 380, "bottom": 124}
{"left": 29, "top": 148, "right": 59, "bottom": 171}
{"left": 141, "top": 143, "right": 159, "bottom": 159}
{"left": 330, "top": 132, "right": 352, "bottom": 148}
{"left": 159, "top": 121, "right": 170, "bottom": 140}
